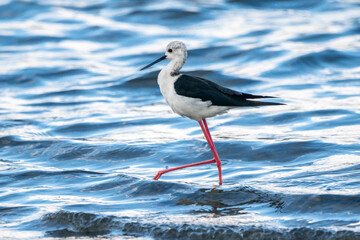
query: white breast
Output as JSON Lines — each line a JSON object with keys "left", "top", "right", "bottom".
{"left": 157, "top": 69, "right": 230, "bottom": 121}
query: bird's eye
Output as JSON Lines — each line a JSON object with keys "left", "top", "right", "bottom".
{"left": 168, "top": 49, "right": 173, "bottom": 53}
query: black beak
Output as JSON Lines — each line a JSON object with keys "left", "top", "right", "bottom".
{"left": 140, "top": 55, "right": 167, "bottom": 71}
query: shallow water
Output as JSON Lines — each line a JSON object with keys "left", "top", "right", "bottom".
{"left": 1, "top": 0, "right": 360, "bottom": 239}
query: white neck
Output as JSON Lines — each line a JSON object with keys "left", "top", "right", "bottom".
{"left": 157, "top": 60, "right": 181, "bottom": 106}
{"left": 164, "top": 57, "right": 185, "bottom": 76}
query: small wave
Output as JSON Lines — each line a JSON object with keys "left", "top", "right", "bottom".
{"left": 40, "top": 210, "right": 360, "bottom": 239}
{"left": 262, "top": 50, "right": 360, "bottom": 77}
{"left": 229, "top": 0, "right": 325, "bottom": 10}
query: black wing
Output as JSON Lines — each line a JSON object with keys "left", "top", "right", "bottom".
{"left": 174, "top": 74, "right": 284, "bottom": 107}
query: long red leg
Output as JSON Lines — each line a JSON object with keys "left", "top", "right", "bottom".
{"left": 199, "top": 119, "right": 222, "bottom": 185}
{"left": 153, "top": 119, "right": 222, "bottom": 185}
{"left": 153, "top": 158, "right": 216, "bottom": 180}
{"left": 202, "top": 119, "right": 215, "bottom": 148}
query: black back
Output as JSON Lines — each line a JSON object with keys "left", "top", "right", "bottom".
{"left": 174, "top": 74, "right": 283, "bottom": 107}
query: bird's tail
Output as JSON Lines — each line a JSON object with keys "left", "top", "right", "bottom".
{"left": 241, "top": 93, "right": 278, "bottom": 99}
{"left": 245, "top": 100, "right": 285, "bottom": 106}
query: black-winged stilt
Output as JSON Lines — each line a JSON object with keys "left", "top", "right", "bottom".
{"left": 140, "top": 41, "right": 284, "bottom": 185}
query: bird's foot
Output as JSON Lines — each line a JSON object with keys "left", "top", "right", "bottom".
{"left": 153, "top": 170, "right": 164, "bottom": 180}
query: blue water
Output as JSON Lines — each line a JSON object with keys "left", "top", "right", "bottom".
{"left": 1, "top": 0, "right": 360, "bottom": 239}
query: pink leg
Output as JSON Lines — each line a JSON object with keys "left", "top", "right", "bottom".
{"left": 153, "top": 119, "right": 222, "bottom": 185}
{"left": 153, "top": 158, "right": 216, "bottom": 180}
{"left": 202, "top": 119, "right": 215, "bottom": 148}
{"left": 199, "top": 119, "right": 222, "bottom": 185}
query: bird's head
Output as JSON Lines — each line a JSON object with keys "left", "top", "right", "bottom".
{"left": 165, "top": 41, "right": 187, "bottom": 61}
{"left": 140, "top": 41, "right": 187, "bottom": 71}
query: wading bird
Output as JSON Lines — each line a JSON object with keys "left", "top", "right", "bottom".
{"left": 140, "top": 41, "right": 283, "bottom": 185}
